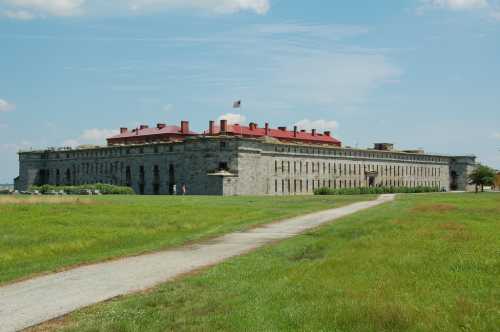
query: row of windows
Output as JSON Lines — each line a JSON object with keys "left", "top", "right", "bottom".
{"left": 274, "top": 160, "right": 442, "bottom": 178}
{"left": 273, "top": 146, "right": 447, "bottom": 163}
{"left": 49, "top": 145, "right": 176, "bottom": 160}
{"left": 43, "top": 143, "right": 445, "bottom": 163}
{"left": 274, "top": 179, "right": 442, "bottom": 194}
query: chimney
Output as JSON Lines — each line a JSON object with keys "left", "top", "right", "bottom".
{"left": 139, "top": 125, "right": 149, "bottom": 130}
{"left": 265, "top": 123, "right": 269, "bottom": 135}
{"left": 180, "top": 121, "right": 189, "bottom": 134}
{"left": 312, "top": 129, "right": 316, "bottom": 136}
{"left": 157, "top": 123, "right": 166, "bottom": 130}
{"left": 293, "top": 126, "right": 298, "bottom": 137}
{"left": 324, "top": 131, "right": 331, "bottom": 136}
{"left": 120, "top": 127, "right": 128, "bottom": 134}
{"left": 220, "top": 119, "right": 228, "bottom": 134}
{"left": 278, "top": 126, "right": 287, "bottom": 131}
{"left": 249, "top": 122, "right": 258, "bottom": 130}
{"left": 209, "top": 120, "right": 215, "bottom": 135}
{"left": 300, "top": 129, "right": 306, "bottom": 133}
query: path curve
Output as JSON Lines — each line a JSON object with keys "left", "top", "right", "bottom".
{"left": 0, "top": 194, "right": 394, "bottom": 332}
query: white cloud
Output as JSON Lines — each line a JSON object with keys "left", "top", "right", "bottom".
{"left": 63, "top": 128, "right": 119, "bottom": 147}
{"left": 163, "top": 104, "right": 174, "bottom": 112}
{"left": 294, "top": 119, "right": 339, "bottom": 133}
{"left": 3, "top": 9, "right": 35, "bottom": 19}
{"left": 266, "top": 53, "right": 401, "bottom": 108}
{"left": 0, "top": 99, "right": 15, "bottom": 112}
{"left": 420, "top": 0, "right": 489, "bottom": 10}
{"left": 81, "top": 128, "right": 119, "bottom": 141}
{"left": 0, "top": 0, "right": 270, "bottom": 18}
{"left": 0, "top": 141, "right": 32, "bottom": 151}
{"left": 217, "top": 113, "right": 246, "bottom": 125}
{"left": 1, "top": 0, "right": 85, "bottom": 17}
{"left": 128, "top": 0, "right": 270, "bottom": 15}
{"left": 61, "top": 139, "right": 80, "bottom": 147}
{"left": 491, "top": 10, "right": 500, "bottom": 20}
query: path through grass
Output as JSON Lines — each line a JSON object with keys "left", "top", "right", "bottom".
{"left": 48, "top": 193, "right": 500, "bottom": 332}
{"left": 0, "top": 195, "right": 372, "bottom": 284}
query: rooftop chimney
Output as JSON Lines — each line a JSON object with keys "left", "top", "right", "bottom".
{"left": 120, "top": 127, "right": 128, "bottom": 134}
{"left": 180, "top": 121, "right": 189, "bottom": 134}
{"left": 278, "top": 126, "right": 287, "bottom": 131}
{"left": 139, "top": 125, "right": 149, "bottom": 130}
{"left": 220, "top": 119, "right": 228, "bottom": 134}
{"left": 265, "top": 123, "right": 269, "bottom": 135}
{"left": 249, "top": 122, "right": 257, "bottom": 130}
{"left": 312, "top": 129, "right": 316, "bottom": 136}
{"left": 209, "top": 120, "right": 215, "bottom": 135}
{"left": 324, "top": 131, "right": 331, "bottom": 136}
{"left": 157, "top": 123, "right": 166, "bottom": 130}
{"left": 300, "top": 129, "right": 306, "bottom": 133}
{"left": 293, "top": 126, "right": 298, "bottom": 137}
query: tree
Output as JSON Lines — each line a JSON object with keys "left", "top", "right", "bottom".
{"left": 468, "top": 165, "right": 496, "bottom": 193}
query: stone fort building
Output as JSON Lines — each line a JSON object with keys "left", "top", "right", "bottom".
{"left": 15, "top": 120, "right": 476, "bottom": 195}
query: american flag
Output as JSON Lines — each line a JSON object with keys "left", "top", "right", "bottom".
{"left": 233, "top": 100, "right": 241, "bottom": 108}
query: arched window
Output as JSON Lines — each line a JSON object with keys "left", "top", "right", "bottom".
{"left": 153, "top": 165, "right": 160, "bottom": 195}
{"left": 126, "top": 166, "right": 132, "bottom": 187}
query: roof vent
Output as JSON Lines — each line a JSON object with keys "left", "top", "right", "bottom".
{"left": 374, "top": 143, "right": 394, "bottom": 151}
{"left": 278, "top": 126, "right": 287, "bottom": 131}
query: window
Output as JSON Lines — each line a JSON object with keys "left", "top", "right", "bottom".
{"left": 153, "top": 165, "right": 160, "bottom": 195}
{"left": 220, "top": 141, "right": 226, "bottom": 149}
{"left": 219, "top": 162, "right": 229, "bottom": 171}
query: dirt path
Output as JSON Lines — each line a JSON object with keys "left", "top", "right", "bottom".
{"left": 0, "top": 194, "right": 395, "bottom": 332}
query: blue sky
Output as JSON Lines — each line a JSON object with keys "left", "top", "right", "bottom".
{"left": 0, "top": 0, "right": 499, "bottom": 183}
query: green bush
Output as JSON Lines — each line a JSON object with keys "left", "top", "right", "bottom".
{"left": 30, "top": 183, "right": 135, "bottom": 195}
{"left": 314, "top": 186, "right": 440, "bottom": 195}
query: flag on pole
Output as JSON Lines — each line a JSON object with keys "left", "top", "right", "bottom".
{"left": 233, "top": 100, "right": 241, "bottom": 108}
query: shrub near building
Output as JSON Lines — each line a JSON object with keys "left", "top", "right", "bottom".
{"left": 30, "top": 184, "right": 135, "bottom": 195}
{"left": 315, "top": 186, "right": 440, "bottom": 195}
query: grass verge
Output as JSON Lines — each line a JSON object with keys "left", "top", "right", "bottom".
{"left": 46, "top": 193, "right": 500, "bottom": 332}
{"left": 0, "top": 194, "right": 372, "bottom": 284}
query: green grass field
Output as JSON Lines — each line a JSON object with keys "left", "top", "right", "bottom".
{"left": 46, "top": 193, "right": 500, "bottom": 332}
{"left": 0, "top": 194, "right": 372, "bottom": 285}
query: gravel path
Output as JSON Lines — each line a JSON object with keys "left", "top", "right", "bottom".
{"left": 0, "top": 194, "right": 394, "bottom": 332}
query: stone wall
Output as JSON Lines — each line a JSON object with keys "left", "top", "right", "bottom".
{"left": 235, "top": 139, "right": 453, "bottom": 196}
{"left": 16, "top": 136, "right": 475, "bottom": 195}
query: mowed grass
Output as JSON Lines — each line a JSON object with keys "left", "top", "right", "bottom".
{"left": 0, "top": 194, "right": 373, "bottom": 284}
{"left": 48, "top": 193, "right": 500, "bottom": 332}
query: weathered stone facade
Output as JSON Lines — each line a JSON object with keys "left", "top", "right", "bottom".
{"left": 15, "top": 136, "right": 476, "bottom": 195}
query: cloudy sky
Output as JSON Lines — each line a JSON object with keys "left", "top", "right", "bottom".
{"left": 0, "top": 0, "right": 499, "bottom": 182}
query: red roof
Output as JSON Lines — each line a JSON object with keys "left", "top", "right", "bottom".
{"left": 206, "top": 123, "right": 341, "bottom": 146}
{"left": 108, "top": 126, "right": 197, "bottom": 140}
